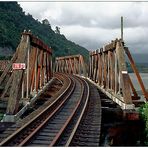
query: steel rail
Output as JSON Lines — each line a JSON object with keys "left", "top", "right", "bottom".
{"left": 0, "top": 73, "right": 74, "bottom": 146}
{"left": 49, "top": 75, "right": 86, "bottom": 146}
{"left": 25, "top": 74, "right": 83, "bottom": 146}
{"left": 69, "top": 80, "right": 102, "bottom": 146}
{"left": 65, "top": 78, "right": 90, "bottom": 146}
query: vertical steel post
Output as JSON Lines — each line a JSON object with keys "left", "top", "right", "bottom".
{"left": 22, "top": 80, "right": 24, "bottom": 99}
{"left": 121, "top": 16, "right": 123, "bottom": 41}
{"left": 26, "top": 35, "right": 30, "bottom": 99}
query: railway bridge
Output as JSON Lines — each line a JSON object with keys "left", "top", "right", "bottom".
{"left": 55, "top": 39, "right": 147, "bottom": 110}
{"left": 0, "top": 32, "right": 147, "bottom": 146}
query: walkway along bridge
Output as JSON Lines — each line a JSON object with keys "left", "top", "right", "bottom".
{"left": 0, "top": 32, "right": 147, "bottom": 146}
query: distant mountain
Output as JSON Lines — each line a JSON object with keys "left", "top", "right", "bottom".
{"left": 0, "top": 2, "right": 89, "bottom": 61}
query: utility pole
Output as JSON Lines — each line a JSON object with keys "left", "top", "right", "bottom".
{"left": 121, "top": 16, "right": 123, "bottom": 41}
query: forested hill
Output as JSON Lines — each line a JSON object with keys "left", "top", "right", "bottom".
{"left": 0, "top": 2, "right": 89, "bottom": 61}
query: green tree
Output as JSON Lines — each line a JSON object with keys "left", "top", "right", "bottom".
{"left": 0, "top": 2, "right": 89, "bottom": 61}
{"left": 55, "top": 26, "right": 60, "bottom": 34}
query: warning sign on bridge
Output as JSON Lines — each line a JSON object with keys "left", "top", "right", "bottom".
{"left": 12, "top": 63, "right": 26, "bottom": 70}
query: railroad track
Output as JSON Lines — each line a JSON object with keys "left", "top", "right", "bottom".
{"left": 0, "top": 73, "right": 68, "bottom": 141}
{"left": 0, "top": 73, "right": 102, "bottom": 146}
{"left": 65, "top": 80, "right": 102, "bottom": 147}
{"left": 0, "top": 73, "right": 73, "bottom": 146}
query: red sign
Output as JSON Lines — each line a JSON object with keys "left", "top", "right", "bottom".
{"left": 12, "top": 63, "right": 26, "bottom": 70}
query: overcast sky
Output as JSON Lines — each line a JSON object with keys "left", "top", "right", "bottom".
{"left": 19, "top": 1, "right": 148, "bottom": 54}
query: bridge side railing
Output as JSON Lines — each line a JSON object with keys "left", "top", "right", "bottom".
{"left": 0, "top": 32, "right": 52, "bottom": 115}
{"left": 88, "top": 39, "right": 147, "bottom": 109}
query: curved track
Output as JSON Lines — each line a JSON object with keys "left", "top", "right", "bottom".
{"left": 67, "top": 80, "right": 102, "bottom": 146}
{"left": 0, "top": 73, "right": 102, "bottom": 147}
{"left": 0, "top": 73, "right": 73, "bottom": 146}
{"left": 50, "top": 76, "right": 90, "bottom": 146}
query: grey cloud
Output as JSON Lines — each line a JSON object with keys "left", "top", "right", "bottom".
{"left": 20, "top": 2, "right": 148, "bottom": 29}
{"left": 61, "top": 25, "right": 148, "bottom": 54}
{"left": 19, "top": 2, "right": 148, "bottom": 55}
{"left": 50, "top": 2, "right": 148, "bottom": 29}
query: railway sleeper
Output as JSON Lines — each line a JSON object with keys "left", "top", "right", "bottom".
{"left": 41, "top": 128, "right": 59, "bottom": 133}
{"left": 35, "top": 135, "right": 53, "bottom": 140}
{"left": 29, "top": 143, "right": 48, "bottom": 146}
{"left": 75, "top": 133, "right": 100, "bottom": 139}
{"left": 38, "top": 132, "right": 56, "bottom": 136}
{"left": 31, "top": 139, "right": 51, "bottom": 144}
{"left": 71, "top": 141, "right": 99, "bottom": 146}
{"left": 77, "top": 129, "right": 101, "bottom": 134}
{"left": 42, "top": 128, "right": 60, "bottom": 134}
{"left": 73, "top": 136, "right": 100, "bottom": 142}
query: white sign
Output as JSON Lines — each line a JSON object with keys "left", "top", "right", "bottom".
{"left": 122, "top": 71, "right": 128, "bottom": 74}
{"left": 12, "top": 63, "right": 26, "bottom": 70}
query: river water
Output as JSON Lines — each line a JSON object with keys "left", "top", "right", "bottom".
{"left": 129, "top": 73, "right": 148, "bottom": 95}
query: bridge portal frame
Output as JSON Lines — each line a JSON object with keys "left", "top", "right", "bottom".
{"left": 55, "top": 54, "right": 86, "bottom": 77}
{"left": 0, "top": 32, "right": 52, "bottom": 115}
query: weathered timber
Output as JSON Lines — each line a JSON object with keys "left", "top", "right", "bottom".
{"left": 0, "top": 32, "right": 52, "bottom": 116}
{"left": 6, "top": 34, "right": 29, "bottom": 114}
{"left": 55, "top": 54, "right": 86, "bottom": 77}
{"left": 124, "top": 47, "right": 148, "bottom": 100}
{"left": 88, "top": 38, "right": 146, "bottom": 109}
{"left": 115, "top": 41, "right": 132, "bottom": 104}
{"left": 22, "top": 32, "right": 52, "bottom": 54}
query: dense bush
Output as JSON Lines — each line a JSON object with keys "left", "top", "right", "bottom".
{"left": 139, "top": 103, "right": 148, "bottom": 145}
